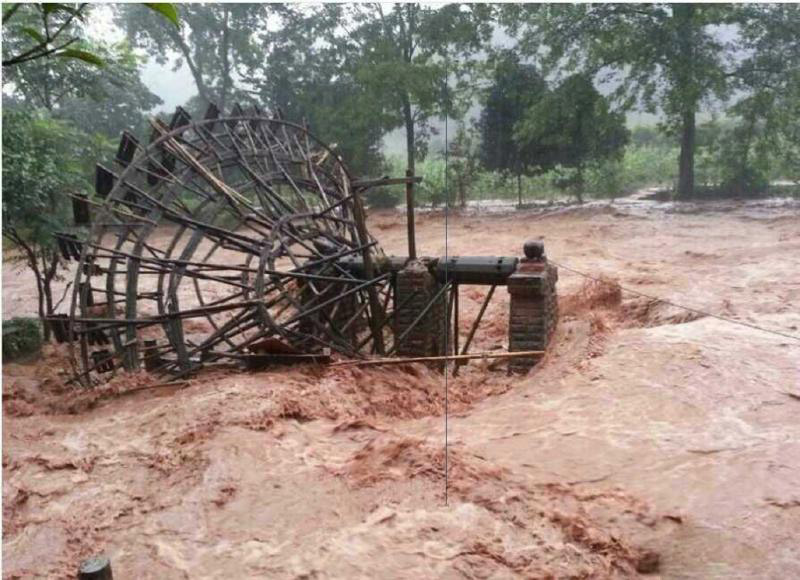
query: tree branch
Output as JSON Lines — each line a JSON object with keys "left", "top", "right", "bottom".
{"left": 53, "top": 280, "right": 73, "bottom": 311}
{"left": 167, "top": 24, "right": 211, "bottom": 104}
{"left": 3, "top": 37, "right": 79, "bottom": 67}
{"left": 3, "top": 3, "right": 20, "bottom": 24}
{"left": 2, "top": 3, "right": 87, "bottom": 67}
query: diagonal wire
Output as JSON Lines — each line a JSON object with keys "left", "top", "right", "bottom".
{"left": 550, "top": 259, "right": 800, "bottom": 343}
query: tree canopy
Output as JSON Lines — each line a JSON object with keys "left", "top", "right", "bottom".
{"left": 2, "top": 109, "right": 89, "bottom": 334}
{"left": 246, "top": 7, "right": 387, "bottom": 175}
{"left": 504, "top": 3, "right": 739, "bottom": 197}
{"left": 311, "top": 3, "right": 494, "bottom": 174}
{"left": 3, "top": 2, "right": 178, "bottom": 68}
{"left": 516, "top": 73, "right": 629, "bottom": 199}
{"left": 2, "top": 110, "right": 85, "bottom": 245}
{"left": 733, "top": 4, "right": 800, "bottom": 184}
{"left": 116, "top": 3, "right": 269, "bottom": 113}
{"left": 478, "top": 51, "right": 548, "bottom": 195}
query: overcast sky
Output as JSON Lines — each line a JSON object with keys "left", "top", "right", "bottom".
{"left": 87, "top": 5, "right": 196, "bottom": 112}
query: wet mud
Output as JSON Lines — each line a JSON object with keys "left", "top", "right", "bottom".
{"left": 3, "top": 197, "right": 800, "bottom": 578}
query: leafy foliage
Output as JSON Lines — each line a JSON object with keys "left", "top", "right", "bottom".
{"left": 732, "top": 4, "right": 800, "bottom": 185}
{"left": 143, "top": 3, "right": 179, "bottom": 28}
{"left": 2, "top": 109, "right": 85, "bottom": 247}
{"left": 515, "top": 74, "right": 629, "bottom": 201}
{"left": 2, "top": 3, "right": 178, "bottom": 68}
{"left": 504, "top": 4, "right": 739, "bottom": 197}
{"left": 309, "top": 3, "right": 495, "bottom": 174}
{"left": 2, "top": 318, "right": 42, "bottom": 361}
{"left": 247, "top": 8, "right": 387, "bottom": 175}
{"left": 478, "top": 52, "right": 548, "bottom": 179}
{"left": 2, "top": 3, "right": 96, "bottom": 68}
{"left": 4, "top": 34, "right": 161, "bottom": 136}
{"left": 2, "top": 108, "right": 88, "bottom": 338}
{"left": 365, "top": 188, "right": 400, "bottom": 210}
{"left": 448, "top": 124, "right": 481, "bottom": 208}
{"left": 116, "top": 3, "right": 269, "bottom": 112}
{"left": 3, "top": 3, "right": 162, "bottom": 144}
{"left": 53, "top": 43, "right": 162, "bottom": 138}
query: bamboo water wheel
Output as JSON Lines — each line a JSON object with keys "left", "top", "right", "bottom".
{"left": 65, "top": 105, "right": 393, "bottom": 385}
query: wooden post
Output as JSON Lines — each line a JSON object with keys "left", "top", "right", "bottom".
{"left": 346, "top": 171, "right": 385, "bottom": 354}
{"left": 453, "top": 283, "right": 459, "bottom": 357}
{"left": 330, "top": 350, "right": 545, "bottom": 368}
{"left": 405, "top": 169, "right": 417, "bottom": 260}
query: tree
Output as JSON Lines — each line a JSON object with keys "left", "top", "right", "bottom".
{"left": 515, "top": 74, "right": 629, "bottom": 202}
{"left": 311, "top": 3, "right": 494, "bottom": 176}
{"left": 4, "top": 35, "right": 161, "bottom": 136}
{"left": 2, "top": 109, "right": 88, "bottom": 339}
{"left": 116, "top": 3, "right": 269, "bottom": 113}
{"left": 478, "top": 51, "right": 549, "bottom": 206}
{"left": 54, "top": 44, "right": 162, "bottom": 138}
{"left": 733, "top": 4, "right": 800, "bottom": 185}
{"left": 3, "top": 3, "right": 163, "bottom": 138}
{"left": 246, "top": 7, "right": 387, "bottom": 175}
{"left": 448, "top": 124, "right": 480, "bottom": 208}
{"left": 505, "top": 4, "right": 738, "bottom": 198}
{"left": 2, "top": 3, "right": 101, "bottom": 68}
{"left": 3, "top": 2, "right": 177, "bottom": 68}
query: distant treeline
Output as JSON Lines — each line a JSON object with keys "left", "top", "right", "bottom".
{"left": 2, "top": 2, "right": 799, "bottom": 336}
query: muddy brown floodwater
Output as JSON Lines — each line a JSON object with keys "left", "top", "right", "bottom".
{"left": 3, "top": 198, "right": 800, "bottom": 578}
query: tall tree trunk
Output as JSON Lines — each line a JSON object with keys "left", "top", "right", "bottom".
{"left": 517, "top": 171, "right": 522, "bottom": 207}
{"left": 40, "top": 250, "right": 59, "bottom": 342}
{"left": 219, "top": 6, "right": 231, "bottom": 112}
{"left": 43, "top": 250, "right": 58, "bottom": 315}
{"left": 675, "top": 4, "right": 696, "bottom": 199}
{"left": 402, "top": 93, "right": 415, "bottom": 176}
{"left": 677, "top": 108, "right": 695, "bottom": 197}
{"left": 169, "top": 27, "right": 212, "bottom": 107}
{"left": 575, "top": 165, "right": 585, "bottom": 204}
{"left": 28, "top": 251, "right": 48, "bottom": 341}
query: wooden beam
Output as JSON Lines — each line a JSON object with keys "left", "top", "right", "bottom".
{"left": 330, "top": 350, "right": 545, "bottom": 367}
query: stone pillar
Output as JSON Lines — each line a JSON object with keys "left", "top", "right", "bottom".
{"left": 507, "top": 241, "right": 558, "bottom": 372}
{"left": 393, "top": 259, "right": 448, "bottom": 357}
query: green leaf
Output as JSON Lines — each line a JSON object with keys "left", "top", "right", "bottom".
{"left": 21, "top": 26, "right": 45, "bottom": 44}
{"left": 2, "top": 4, "right": 20, "bottom": 25}
{"left": 54, "top": 49, "right": 104, "bottom": 67}
{"left": 144, "top": 3, "right": 179, "bottom": 28}
{"left": 43, "top": 3, "right": 84, "bottom": 20}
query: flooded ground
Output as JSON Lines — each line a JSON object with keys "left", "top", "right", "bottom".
{"left": 3, "top": 198, "right": 800, "bottom": 578}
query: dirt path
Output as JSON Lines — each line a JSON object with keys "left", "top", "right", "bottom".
{"left": 3, "top": 200, "right": 800, "bottom": 578}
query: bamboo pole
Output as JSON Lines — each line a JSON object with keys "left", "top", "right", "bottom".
{"left": 330, "top": 350, "right": 545, "bottom": 367}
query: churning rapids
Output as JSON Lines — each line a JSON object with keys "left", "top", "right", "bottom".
{"left": 3, "top": 196, "right": 799, "bottom": 578}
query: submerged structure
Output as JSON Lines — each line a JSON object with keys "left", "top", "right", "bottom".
{"left": 51, "top": 105, "right": 557, "bottom": 385}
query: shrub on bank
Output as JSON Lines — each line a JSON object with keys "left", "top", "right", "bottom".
{"left": 3, "top": 317, "right": 42, "bottom": 361}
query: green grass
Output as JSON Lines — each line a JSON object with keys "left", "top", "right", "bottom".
{"left": 379, "top": 143, "right": 682, "bottom": 206}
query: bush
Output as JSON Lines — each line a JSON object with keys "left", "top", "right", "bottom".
{"left": 365, "top": 188, "right": 399, "bottom": 209}
{"left": 704, "top": 120, "right": 771, "bottom": 197}
{"left": 620, "top": 144, "right": 678, "bottom": 189}
{"left": 587, "top": 159, "right": 626, "bottom": 199}
{"left": 720, "top": 166, "right": 769, "bottom": 197}
{"left": 3, "top": 317, "right": 42, "bottom": 361}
